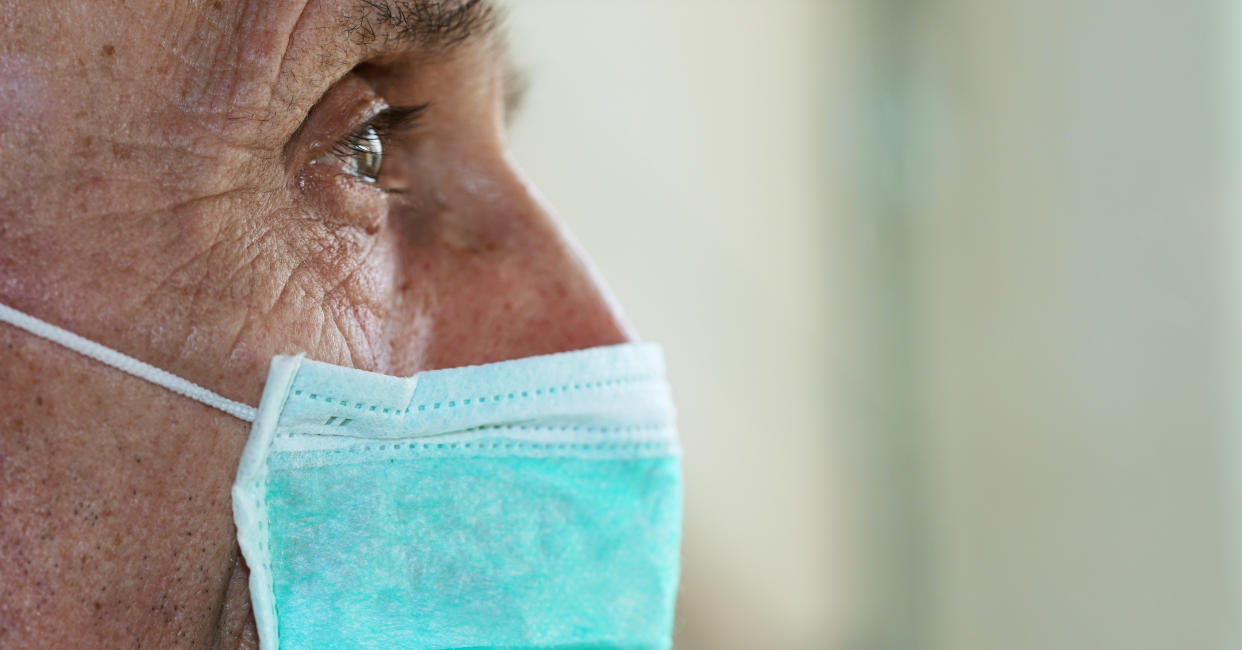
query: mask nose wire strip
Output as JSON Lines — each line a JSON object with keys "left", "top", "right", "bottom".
{"left": 0, "top": 302, "right": 258, "bottom": 422}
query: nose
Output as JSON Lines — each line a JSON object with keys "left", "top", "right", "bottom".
{"left": 388, "top": 154, "right": 634, "bottom": 372}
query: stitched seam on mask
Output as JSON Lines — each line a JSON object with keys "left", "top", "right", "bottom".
{"left": 276, "top": 423, "right": 668, "bottom": 438}
{"left": 289, "top": 374, "right": 661, "bottom": 415}
{"left": 257, "top": 491, "right": 272, "bottom": 639}
{"left": 286, "top": 439, "right": 678, "bottom": 456}
{"left": 299, "top": 441, "right": 670, "bottom": 450}
{"left": 264, "top": 433, "right": 682, "bottom": 469}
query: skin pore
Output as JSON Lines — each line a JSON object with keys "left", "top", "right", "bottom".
{"left": 0, "top": 1, "right": 630, "bottom": 647}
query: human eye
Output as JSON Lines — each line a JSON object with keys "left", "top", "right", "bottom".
{"left": 317, "top": 104, "right": 428, "bottom": 187}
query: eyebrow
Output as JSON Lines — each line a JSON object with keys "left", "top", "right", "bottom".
{"left": 342, "top": 0, "right": 500, "bottom": 53}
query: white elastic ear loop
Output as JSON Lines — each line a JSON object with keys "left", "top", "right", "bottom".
{"left": 0, "top": 303, "right": 258, "bottom": 422}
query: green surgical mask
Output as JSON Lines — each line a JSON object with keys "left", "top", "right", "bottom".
{"left": 0, "top": 303, "right": 684, "bottom": 649}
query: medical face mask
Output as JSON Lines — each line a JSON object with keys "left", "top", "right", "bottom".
{"left": 0, "top": 303, "right": 683, "bottom": 650}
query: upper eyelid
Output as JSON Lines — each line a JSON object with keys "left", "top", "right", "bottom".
{"left": 328, "top": 104, "right": 428, "bottom": 159}
{"left": 367, "top": 104, "right": 431, "bottom": 136}
{"left": 327, "top": 105, "right": 427, "bottom": 161}
{"left": 283, "top": 75, "right": 387, "bottom": 172}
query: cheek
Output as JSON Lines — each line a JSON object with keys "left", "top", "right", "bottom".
{"left": 251, "top": 170, "right": 412, "bottom": 368}
{"left": 278, "top": 217, "right": 403, "bottom": 368}
{"left": 189, "top": 196, "right": 404, "bottom": 373}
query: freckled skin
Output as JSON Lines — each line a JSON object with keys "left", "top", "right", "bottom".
{"left": 0, "top": 1, "right": 630, "bottom": 647}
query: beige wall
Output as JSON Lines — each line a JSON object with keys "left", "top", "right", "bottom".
{"left": 507, "top": 1, "right": 1242, "bottom": 648}
{"left": 905, "top": 2, "right": 1242, "bottom": 648}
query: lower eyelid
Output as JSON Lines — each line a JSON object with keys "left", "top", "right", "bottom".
{"left": 298, "top": 162, "right": 391, "bottom": 232}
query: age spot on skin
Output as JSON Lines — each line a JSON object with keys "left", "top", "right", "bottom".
{"left": 102, "top": 44, "right": 115, "bottom": 57}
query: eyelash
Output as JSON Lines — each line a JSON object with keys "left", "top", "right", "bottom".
{"left": 330, "top": 103, "right": 429, "bottom": 164}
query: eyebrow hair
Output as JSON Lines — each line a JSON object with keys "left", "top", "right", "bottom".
{"left": 343, "top": 0, "right": 500, "bottom": 52}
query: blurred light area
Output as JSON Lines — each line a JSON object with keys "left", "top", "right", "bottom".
{"left": 507, "top": 1, "right": 1242, "bottom": 649}
{"left": 896, "top": 2, "right": 1242, "bottom": 649}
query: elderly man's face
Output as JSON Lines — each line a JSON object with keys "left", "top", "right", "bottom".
{"left": 0, "top": 0, "right": 627, "bottom": 646}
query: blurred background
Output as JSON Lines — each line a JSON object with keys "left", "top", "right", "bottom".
{"left": 507, "top": 1, "right": 1242, "bottom": 649}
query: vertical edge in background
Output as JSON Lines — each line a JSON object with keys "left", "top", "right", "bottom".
{"left": 1228, "top": 0, "right": 1242, "bottom": 647}
{"left": 850, "top": 0, "right": 930, "bottom": 648}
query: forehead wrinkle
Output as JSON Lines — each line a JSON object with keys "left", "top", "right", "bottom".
{"left": 109, "top": 0, "right": 317, "bottom": 148}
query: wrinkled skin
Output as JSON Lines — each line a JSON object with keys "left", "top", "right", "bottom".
{"left": 0, "top": 1, "right": 630, "bottom": 647}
